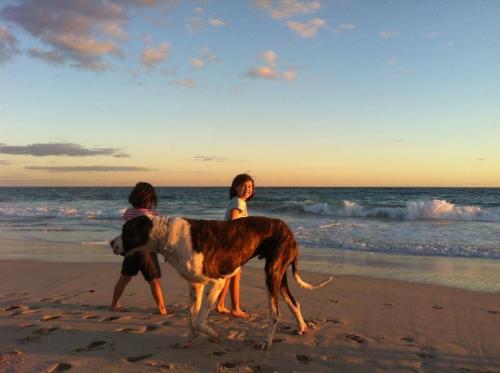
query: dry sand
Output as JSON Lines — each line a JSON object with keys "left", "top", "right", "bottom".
{"left": 0, "top": 259, "right": 499, "bottom": 372}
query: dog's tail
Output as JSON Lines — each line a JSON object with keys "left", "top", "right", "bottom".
{"left": 291, "top": 255, "right": 333, "bottom": 290}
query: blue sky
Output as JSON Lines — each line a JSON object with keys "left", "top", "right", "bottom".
{"left": 1, "top": 0, "right": 499, "bottom": 186}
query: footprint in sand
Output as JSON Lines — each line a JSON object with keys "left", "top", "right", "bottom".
{"left": 345, "top": 334, "right": 367, "bottom": 344}
{"left": 327, "top": 318, "right": 342, "bottom": 324}
{"left": 330, "top": 299, "right": 340, "bottom": 304}
{"left": 401, "top": 336, "right": 415, "bottom": 343}
{"left": 296, "top": 354, "right": 313, "bottom": 365}
{"left": 116, "top": 326, "right": 146, "bottom": 333}
{"left": 433, "top": 305, "right": 444, "bottom": 310}
{"left": 416, "top": 352, "right": 436, "bottom": 359}
{"left": 485, "top": 309, "right": 498, "bottom": 315}
{"left": 159, "top": 320, "right": 173, "bottom": 327}
{"left": 62, "top": 311, "right": 82, "bottom": 315}
{"left": 124, "top": 353, "right": 153, "bottom": 363}
{"left": 145, "top": 324, "right": 159, "bottom": 332}
{"left": 41, "top": 315, "right": 61, "bottom": 321}
{"left": 74, "top": 340, "right": 107, "bottom": 352}
{"left": 101, "top": 316, "right": 120, "bottom": 322}
{"left": 82, "top": 315, "right": 100, "bottom": 320}
{"left": 383, "top": 303, "right": 394, "bottom": 307}
{"left": 34, "top": 327, "right": 59, "bottom": 336}
{"left": 46, "top": 362, "right": 72, "bottom": 372}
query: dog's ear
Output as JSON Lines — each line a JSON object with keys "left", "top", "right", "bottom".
{"left": 122, "top": 215, "right": 153, "bottom": 252}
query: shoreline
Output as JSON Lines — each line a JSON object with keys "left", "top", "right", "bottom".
{"left": 1, "top": 260, "right": 499, "bottom": 372}
{"left": 1, "top": 238, "right": 499, "bottom": 293}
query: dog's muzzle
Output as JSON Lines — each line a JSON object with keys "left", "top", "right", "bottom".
{"left": 110, "top": 236, "right": 124, "bottom": 256}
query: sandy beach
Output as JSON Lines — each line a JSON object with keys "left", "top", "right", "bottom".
{"left": 1, "top": 258, "right": 499, "bottom": 373}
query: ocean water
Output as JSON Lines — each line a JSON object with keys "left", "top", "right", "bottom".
{"left": 1, "top": 187, "right": 499, "bottom": 291}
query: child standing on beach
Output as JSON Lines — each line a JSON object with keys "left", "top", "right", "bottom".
{"left": 110, "top": 182, "right": 168, "bottom": 315}
{"left": 216, "top": 174, "right": 255, "bottom": 318}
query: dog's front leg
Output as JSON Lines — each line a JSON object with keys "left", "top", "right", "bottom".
{"left": 185, "top": 282, "right": 204, "bottom": 346}
{"left": 193, "top": 279, "right": 226, "bottom": 341}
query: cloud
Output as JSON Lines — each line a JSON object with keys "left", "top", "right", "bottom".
{"left": 169, "top": 78, "right": 197, "bottom": 88}
{"left": 379, "top": 30, "right": 400, "bottom": 39}
{"left": 0, "top": 143, "right": 130, "bottom": 157}
{"left": 0, "top": 0, "right": 128, "bottom": 71}
{"left": 0, "top": 160, "right": 11, "bottom": 165}
{"left": 140, "top": 42, "right": 171, "bottom": 66}
{"left": 424, "top": 31, "right": 441, "bottom": 39}
{"left": 253, "top": 0, "right": 321, "bottom": 20}
{"left": 287, "top": 18, "right": 326, "bottom": 38}
{"left": 27, "top": 48, "right": 65, "bottom": 65}
{"left": 332, "top": 23, "right": 355, "bottom": 34}
{"left": 0, "top": 26, "right": 20, "bottom": 62}
{"left": 248, "top": 50, "right": 296, "bottom": 81}
{"left": 209, "top": 18, "right": 226, "bottom": 27}
{"left": 194, "top": 156, "right": 226, "bottom": 162}
{"left": 191, "top": 58, "right": 204, "bottom": 69}
{"left": 190, "top": 47, "right": 218, "bottom": 70}
{"left": 26, "top": 166, "right": 154, "bottom": 172}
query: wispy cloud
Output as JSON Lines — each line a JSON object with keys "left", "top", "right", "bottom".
{"left": 379, "top": 30, "right": 399, "bottom": 39}
{"left": 424, "top": 31, "right": 441, "bottom": 39}
{"left": 287, "top": 18, "right": 326, "bottom": 38}
{"left": 140, "top": 42, "right": 171, "bottom": 66}
{"left": 332, "top": 23, "right": 355, "bottom": 34}
{"left": 194, "top": 156, "right": 226, "bottom": 162}
{"left": 208, "top": 18, "right": 226, "bottom": 27}
{"left": 0, "top": 160, "right": 11, "bottom": 165}
{"left": 26, "top": 166, "right": 154, "bottom": 172}
{"left": 27, "top": 48, "right": 65, "bottom": 65}
{"left": 190, "top": 47, "right": 218, "bottom": 69}
{"left": 169, "top": 78, "right": 197, "bottom": 88}
{"left": 0, "top": 143, "right": 130, "bottom": 158}
{"left": 0, "top": 26, "right": 20, "bottom": 62}
{"left": 248, "top": 50, "right": 296, "bottom": 81}
{"left": 253, "top": 0, "right": 321, "bottom": 20}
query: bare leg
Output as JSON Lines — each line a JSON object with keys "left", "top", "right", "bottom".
{"left": 230, "top": 269, "right": 248, "bottom": 318}
{"left": 110, "top": 275, "right": 131, "bottom": 311}
{"left": 149, "top": 278, "right": 167, "bottom": 315}
{"left": 187, "top": 282, "right": 203, "bottom": 342}
{"left": 216, "top": 278, "right": 231, "bottom": 313}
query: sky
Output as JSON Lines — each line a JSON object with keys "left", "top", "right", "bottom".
{"left": 0, "top": 0, "right": 499, "bottom": 187}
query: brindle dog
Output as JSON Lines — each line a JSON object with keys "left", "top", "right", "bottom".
{"left": 110, "top": 215, "right": 332, "bottom": 350}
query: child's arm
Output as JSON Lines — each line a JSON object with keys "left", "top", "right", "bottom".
{"left": 228, "top": 208, "right": 243, "bottom": 220}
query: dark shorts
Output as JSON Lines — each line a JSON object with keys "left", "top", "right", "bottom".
{"left": 121, "top": 251, "right": 161, "bottom": 281}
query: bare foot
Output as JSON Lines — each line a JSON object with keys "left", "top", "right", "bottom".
{"left": 110, "top": 304, "right": 126, "bottom": 312}
{"left": 216, "top": 305, "right": 231, "bottom": 314}
{"left": 158, "top": 308, "right": 168, "bottom": 316}
{"left": 231, "top": 309, "right": 249, "bottom": 318}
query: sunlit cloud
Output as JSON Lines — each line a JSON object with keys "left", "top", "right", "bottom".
{"left": 0, "top": 143, "right": 130, "bottom": 158}
{"left": 140, "top": 42, "right": 171, "bottom": 66}
{"left": 287, "top": 18, "right": 326, "bottom": 38}
{"left": 194, "top": 156, "right": 226, "bottom": 162}
{"left": 25, "top": 166, "right": 154, "bottom": 172}
{"left": 253, "top": 0, "right": 321, "bottom": 20}
{"left": 0, "top": 160, "right": 11, "bottom": 165}
{"left": 248, "top": 50, "right": 296, "bottom": 81}
{"left": 1, "top": 0, "right": 127, "bottom": 70}
{"left": 169, "top": 78, "right": 197, "bottom": 88}
{"left": 379, "top": 30, "right": 400, "bottom": 39}
{"left": 209, "top": 18, "right": 226, "bottom": 27}
{"left": 190, "top": 47, "right": 218, "bottom": 69}
{"left": 0, "top": 26, "right": 20, "bottom": 62}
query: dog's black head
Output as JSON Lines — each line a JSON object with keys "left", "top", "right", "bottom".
{"left": 122, "top": 215, "right": 153, "bottom": 253}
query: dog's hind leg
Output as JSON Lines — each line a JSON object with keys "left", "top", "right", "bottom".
{"left": 280, "top": 273, "right": 307, "bottom": 335}
{"left": 256, "top": 265, "right": 282, "bottom": 350}
{"left": 193, "top": 279, "right": 226, "bottom": 341}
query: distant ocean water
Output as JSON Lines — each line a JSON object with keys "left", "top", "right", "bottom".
{"left": 1, "top": 187, "right": 499, "bottom": 291}
{"left": 1, "top": 187, "right": 499, "bottom": 258}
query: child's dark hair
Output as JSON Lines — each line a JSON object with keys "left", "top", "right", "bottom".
{"left": 229, "top": 174, "right": 255, "bottom": 201}
{"left": 128, "top": 182, "right": 157, "bottom": 209}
